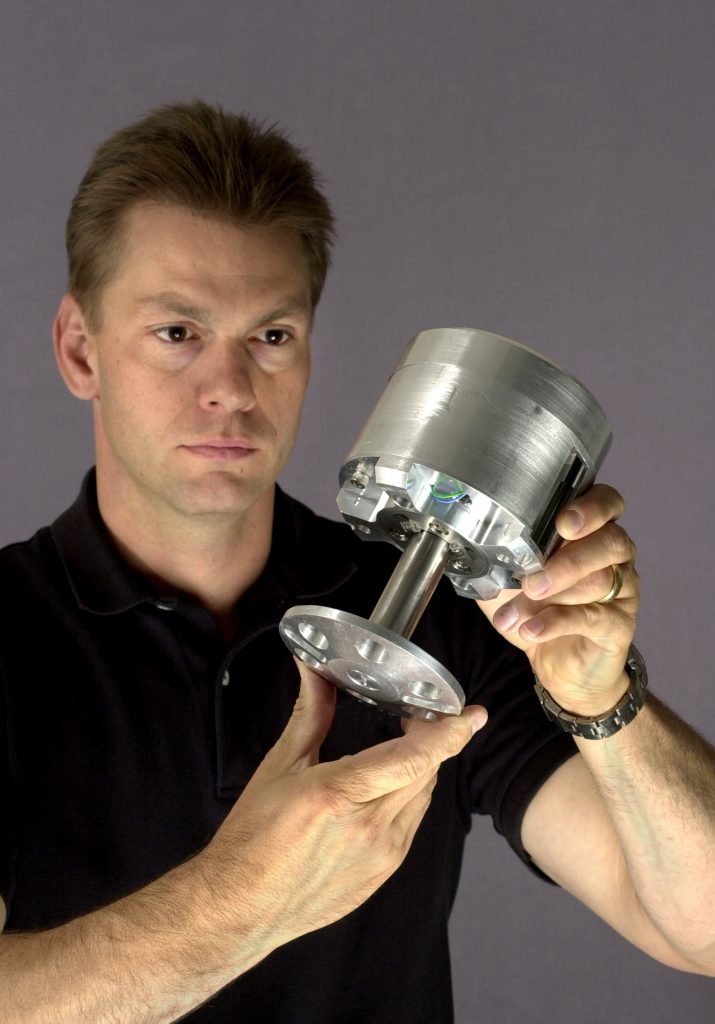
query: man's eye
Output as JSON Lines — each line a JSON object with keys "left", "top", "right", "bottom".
{"left": 155, "top": 325, "right": 194, "bottom": 343}
{"left": 258, "top": 328, "right": 291, "bottom": 346}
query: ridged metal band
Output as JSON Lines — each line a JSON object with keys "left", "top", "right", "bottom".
{"left": 534, "top": 645, "right": 648, "bottom": 740}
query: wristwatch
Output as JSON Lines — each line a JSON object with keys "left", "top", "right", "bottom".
{"left": 534, "top": 645, "right": 648, "bottom": 740}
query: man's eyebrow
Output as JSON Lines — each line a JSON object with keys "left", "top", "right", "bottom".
{"left": 132, "top": 292, "right": 313, "bottom": 324}
{"left": 133, "top": 293, "right": 211, "bottom": 320}
{"left": 259, "top": 303, "right": 313, "bottom": 323}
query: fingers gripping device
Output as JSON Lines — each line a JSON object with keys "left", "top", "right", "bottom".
{"left": 279, "top": 328, "right": 611, "bottom": 720}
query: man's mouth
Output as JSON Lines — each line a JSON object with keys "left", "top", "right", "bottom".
{"left": 181, "top": 438, "right": 258, "bottom": 460}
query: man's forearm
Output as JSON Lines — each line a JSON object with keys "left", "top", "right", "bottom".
{"left": 576, "top": 693, "right": 715, "bottom": 969}
{"left": 0, "top": 851, "right": 268, "bottom": 1024}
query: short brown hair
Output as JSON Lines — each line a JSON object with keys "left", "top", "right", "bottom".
{"left": 66, "top": 99, "right": 335, "bottom": 330}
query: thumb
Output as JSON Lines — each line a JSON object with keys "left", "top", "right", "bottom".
{"left": 266, "top": 658, "right": 338, "bottom": 774}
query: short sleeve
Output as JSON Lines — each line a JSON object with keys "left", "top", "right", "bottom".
{"left": 0, "top": 682, "right": 16, "bottom": 914}
{"left": 412, "top": 582, "right": 578, "bottom": 880}
{"left": 461, "top": 634, "right": 578, "bottom": 878}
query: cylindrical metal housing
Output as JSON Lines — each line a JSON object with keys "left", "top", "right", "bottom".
{"left": 337, "top": 328, "right": 612, "bottom": 599}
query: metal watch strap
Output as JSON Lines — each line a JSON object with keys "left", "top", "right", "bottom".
{"left": 534, "top": 645, "right": 648, "bottom": 740}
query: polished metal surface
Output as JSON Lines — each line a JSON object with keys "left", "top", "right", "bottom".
{"left": 279, "top": 605, "right": 465, "bottom": 719}
{"left": 281, "top": 328, "right": 611, "bottom": 718}
{"left": 337, "top": 327, "right": 612, "bottom": 599}
{"left": 370, "top": 530, "right": 450, "bottom": 640}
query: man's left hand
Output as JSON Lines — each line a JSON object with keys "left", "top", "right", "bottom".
{"left": 477, "top": 484, "right": 640, "bottom": 718}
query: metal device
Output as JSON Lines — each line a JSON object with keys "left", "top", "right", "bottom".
{"left": 280, "top": 328, "right": 612, "bottom": 720}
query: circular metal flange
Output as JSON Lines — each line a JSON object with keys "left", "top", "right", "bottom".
{"left": 279, "top": 604, "right": 465, "bottom": 720}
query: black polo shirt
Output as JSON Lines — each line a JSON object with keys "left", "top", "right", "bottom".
{"left": 0, "top": 470, "right": 576, "bottom": 1023}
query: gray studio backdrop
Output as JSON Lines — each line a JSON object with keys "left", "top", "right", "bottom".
{"left": 1, "top": 1, "right": 713, "bottom": 1021}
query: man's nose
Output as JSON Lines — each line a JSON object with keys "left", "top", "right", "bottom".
{"left": 197, "top": 341, "right": 257, "bottom": 414}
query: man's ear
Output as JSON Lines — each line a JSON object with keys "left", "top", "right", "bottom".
{"left": 53, "top": 294, "right": 99, "bottom": 400}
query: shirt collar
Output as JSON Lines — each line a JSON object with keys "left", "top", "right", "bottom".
{"left": 51, "top": 468, "right": 357, "bottom": 615}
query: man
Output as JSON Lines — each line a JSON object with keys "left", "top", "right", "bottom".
{"left": 1, "top": 100, "right": 713, "bottom": 1023}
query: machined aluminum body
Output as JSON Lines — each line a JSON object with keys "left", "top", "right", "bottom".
{"left": 280, "top": 328, "right": 612, "bottom": 719}
{"left": 337, "top": 328, "right": 612, "bottom": 600}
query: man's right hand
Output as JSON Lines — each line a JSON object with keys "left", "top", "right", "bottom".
{"left": 200, "top": 660, "right": 488, "bottom": 952}
{"left": 0, "top": 664, "right": 486, "bottom": 1024}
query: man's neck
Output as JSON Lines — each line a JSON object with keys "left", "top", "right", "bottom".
{"left": 95, "top": 474, "right": 275, "bottom": 622}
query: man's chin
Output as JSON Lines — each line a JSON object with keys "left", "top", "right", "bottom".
{"left": 169, "top": 474, "right": 272, "bottom": 521}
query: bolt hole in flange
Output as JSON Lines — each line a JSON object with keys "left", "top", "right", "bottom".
{"left": 407, "top": 706, "right": 438, "bottom": 721}
{"left": 355, "top": 637, "right": 388, "bottom": 663}
{"left": 410, "top": 680, "right": 442, "bottom": 701}
{"left": 281, "top": 625, "right": 302, "bottom": 646}
{"left": 295, "top": 649, "right": 324, "bottom": 670}
{"left": 298, "top": 622, "right": 329, "bottom": 650}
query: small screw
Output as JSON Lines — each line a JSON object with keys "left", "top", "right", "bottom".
{"left": 452, "top": 560, "right": 471, "bottom": 573}
{"left": 350, "top": 462, "right": 372, "bottom": 490}
{"left": 429, "top": 522, "right": 448, "bottom": 536}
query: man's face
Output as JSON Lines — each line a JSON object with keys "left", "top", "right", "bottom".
{"left": 81, "top": 203, "right": 313, "bottom": 524}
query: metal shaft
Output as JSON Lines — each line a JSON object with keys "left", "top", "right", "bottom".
{"left": 370, "top": 530, "right": 451, "bottom": 640}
